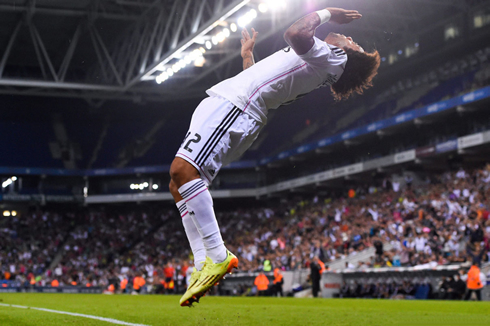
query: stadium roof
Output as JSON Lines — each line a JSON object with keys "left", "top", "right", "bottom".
{"left": 0, "top": 0, "right": 488, "bottom": 105}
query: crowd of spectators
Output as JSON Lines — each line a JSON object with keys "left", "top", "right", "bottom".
{"left": 0, "top": 165, "right": 489, "bottom": 295}
{"left": 0, "top": 211, "right": 82, "bottom": 286}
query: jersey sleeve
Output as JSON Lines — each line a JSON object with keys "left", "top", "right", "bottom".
{"left": 298, "top": 36, "right": 347, "bottom": 69}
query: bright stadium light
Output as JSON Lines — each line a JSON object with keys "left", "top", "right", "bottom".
{"left": 2, "top": 176, "right": 17, "bottom": 188}
{"left": 156, "top": 72, "right": 169, "bottom": 84}
{"left": 3, "top": 210, "right": 10, "bottom": 217}
{"left": 238, "top": 9, "right": 258, "bottom": 28}
{"left": 194, "top": 56, "right": 206, "bottom": 67}
{"left": 145, "top": 0, "right": 250, "bottom": 82}
{"left": 11, "top": 210, "right": 17, "bottom": 217}
{"left": 130, "top": 182, "right": 152, "bottom": 190}
{"left": 266, "top": 0, "right": 287, "bottom": 11}
{"left": 154, "top": 0, "right": 279, "bottom": 84}
{"left": 217, "top": 32, "right": 225, "bottom": 43}
{"left": 152, "top": 184, "right": 159, "bottom": 190}
{"left": 258, "top": 3, "right": 268, "bottom": 13}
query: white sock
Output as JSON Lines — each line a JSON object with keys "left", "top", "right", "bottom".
{"left": 176, "top": 200, "right": 205, "bottom": 271}
{"left": 178, "top": 179, "right": 227, "bottom": 263}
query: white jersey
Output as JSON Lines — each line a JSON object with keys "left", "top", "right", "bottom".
{"left": 207, "top": 36, "right": 347, "bottom": 124}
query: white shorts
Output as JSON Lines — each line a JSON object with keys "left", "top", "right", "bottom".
{"left": 176, "top": 96, "right": 263, "bottom": 185}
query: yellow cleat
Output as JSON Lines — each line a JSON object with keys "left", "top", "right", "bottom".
{"left": 180, "top": 267, "right": 202, "bottom": 307}
{"left": 180, "top": 250, "right": 238, "bottom": 307}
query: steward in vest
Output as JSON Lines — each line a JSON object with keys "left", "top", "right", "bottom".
{"left": 463, "top": 263, "right": 486, "bottom": 301}
{"left": 317, "top": 258, "right": 326, "bottom": 275}
{"left": 254, "top": 273, "right": 270, "bottom": 296}
{"left": 133, "top": 275, "right": 146, "bottom": 294}
{"left": 272, "top": 268, "right": 284, "bottom": 297}
{"left": 120, "top": 278, "right": 128, "bottom": 293}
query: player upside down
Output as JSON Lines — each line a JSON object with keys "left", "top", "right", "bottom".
{"left": 168, "top": 7, "right": 380, "bottom": 306}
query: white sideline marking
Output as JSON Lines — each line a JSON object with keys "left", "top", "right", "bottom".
{"left": 0, "top": 303, "right": 150, "bottom": 326}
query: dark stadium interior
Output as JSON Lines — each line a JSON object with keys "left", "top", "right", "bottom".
{"left": 1, "top": 0, "right": 490, "bottom": 318}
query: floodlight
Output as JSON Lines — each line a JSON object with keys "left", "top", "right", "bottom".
{"left": 194, "top": 56, "right": 206, "bottom": 67}
{"left": 217, "top": 32, "right": 225, "bottom": 43}
{"left": 2, "top": 179, "right": 12, "bottom": 188}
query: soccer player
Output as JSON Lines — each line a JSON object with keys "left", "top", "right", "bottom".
{"left": 169, "top": 7, "right": 380, "bottom": 306}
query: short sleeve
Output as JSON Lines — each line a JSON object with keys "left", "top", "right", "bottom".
{"left": 298, "top": 36, "right": 347, "bottom": 69}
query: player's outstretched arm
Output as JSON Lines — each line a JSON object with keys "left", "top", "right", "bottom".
{"left": 284, "top": 8, "right": 362, "bottom": 55}
{"left": 241, "top": 28, "right": 258, "bottom": 70}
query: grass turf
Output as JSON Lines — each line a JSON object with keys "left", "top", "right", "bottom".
{"left": 0, "top": 294, "right": 489, "bottom": 325}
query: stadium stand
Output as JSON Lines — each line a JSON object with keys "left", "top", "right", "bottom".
{"left": 0, "top": 45, "right": 489, "bottom": 171}
{"left": 2, "top": 165, "right": 488, "bottom": 299}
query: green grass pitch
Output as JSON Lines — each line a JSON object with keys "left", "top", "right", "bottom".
{"left": 0, "top": 293, "right": 489, "bottom": 325}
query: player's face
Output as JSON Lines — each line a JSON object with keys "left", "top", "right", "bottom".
{"left": 325, "top": 32, "right": 364, "bottom": 53}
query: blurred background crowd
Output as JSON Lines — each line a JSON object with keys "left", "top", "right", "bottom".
{"left": 1, "top": 165, "right": 489, "bottom": 296}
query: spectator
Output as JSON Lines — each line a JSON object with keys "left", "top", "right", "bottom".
{"left": 254, "top": 272, "right": 269, "bottom": 296}
{"left": 310, "top": 258, "right": 322, "bottom": 298}
{"left": 272, "top": 268, "right": 284, "bottom": 297}
{"left": 462, "top": 262, "right": 486, "bottom": 301}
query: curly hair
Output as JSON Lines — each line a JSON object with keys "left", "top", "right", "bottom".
{"left": 331, "top": 48, "right": 381, "bottom": 101}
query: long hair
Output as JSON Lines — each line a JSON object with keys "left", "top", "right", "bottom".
{"left": 331, "top": 48, "right": 381, "bottom": 101}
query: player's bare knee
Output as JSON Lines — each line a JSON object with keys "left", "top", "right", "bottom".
{"left": 168, "top": 180, "right": 178, "bottom": 196}
{"left": 169, "top": 161, "right": 185, "bottom": 186}
{"left": 169, "top": 158, "right": 199, "bottom": 187}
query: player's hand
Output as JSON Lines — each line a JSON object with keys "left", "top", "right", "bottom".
{"left": 241, "top": 28, "right": 258, "bottom": 58}
{"left": 326, "top": 7, "right": 362, "bottom": 25}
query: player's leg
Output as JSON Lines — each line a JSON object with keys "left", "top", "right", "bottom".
{"left": 171, "top": 158, "right": 236, "bottom": 307}
{"left": 169, "top": 158, "right": 227, "bottom": 264}
{"left": 169, "top": 173, "right": 206, "bottom": 272}
{"left": 173, "top": 97, "right": 263, "bottom": 305}
{"left": 170, "top": 98, "right": 240, "bottom": 306}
